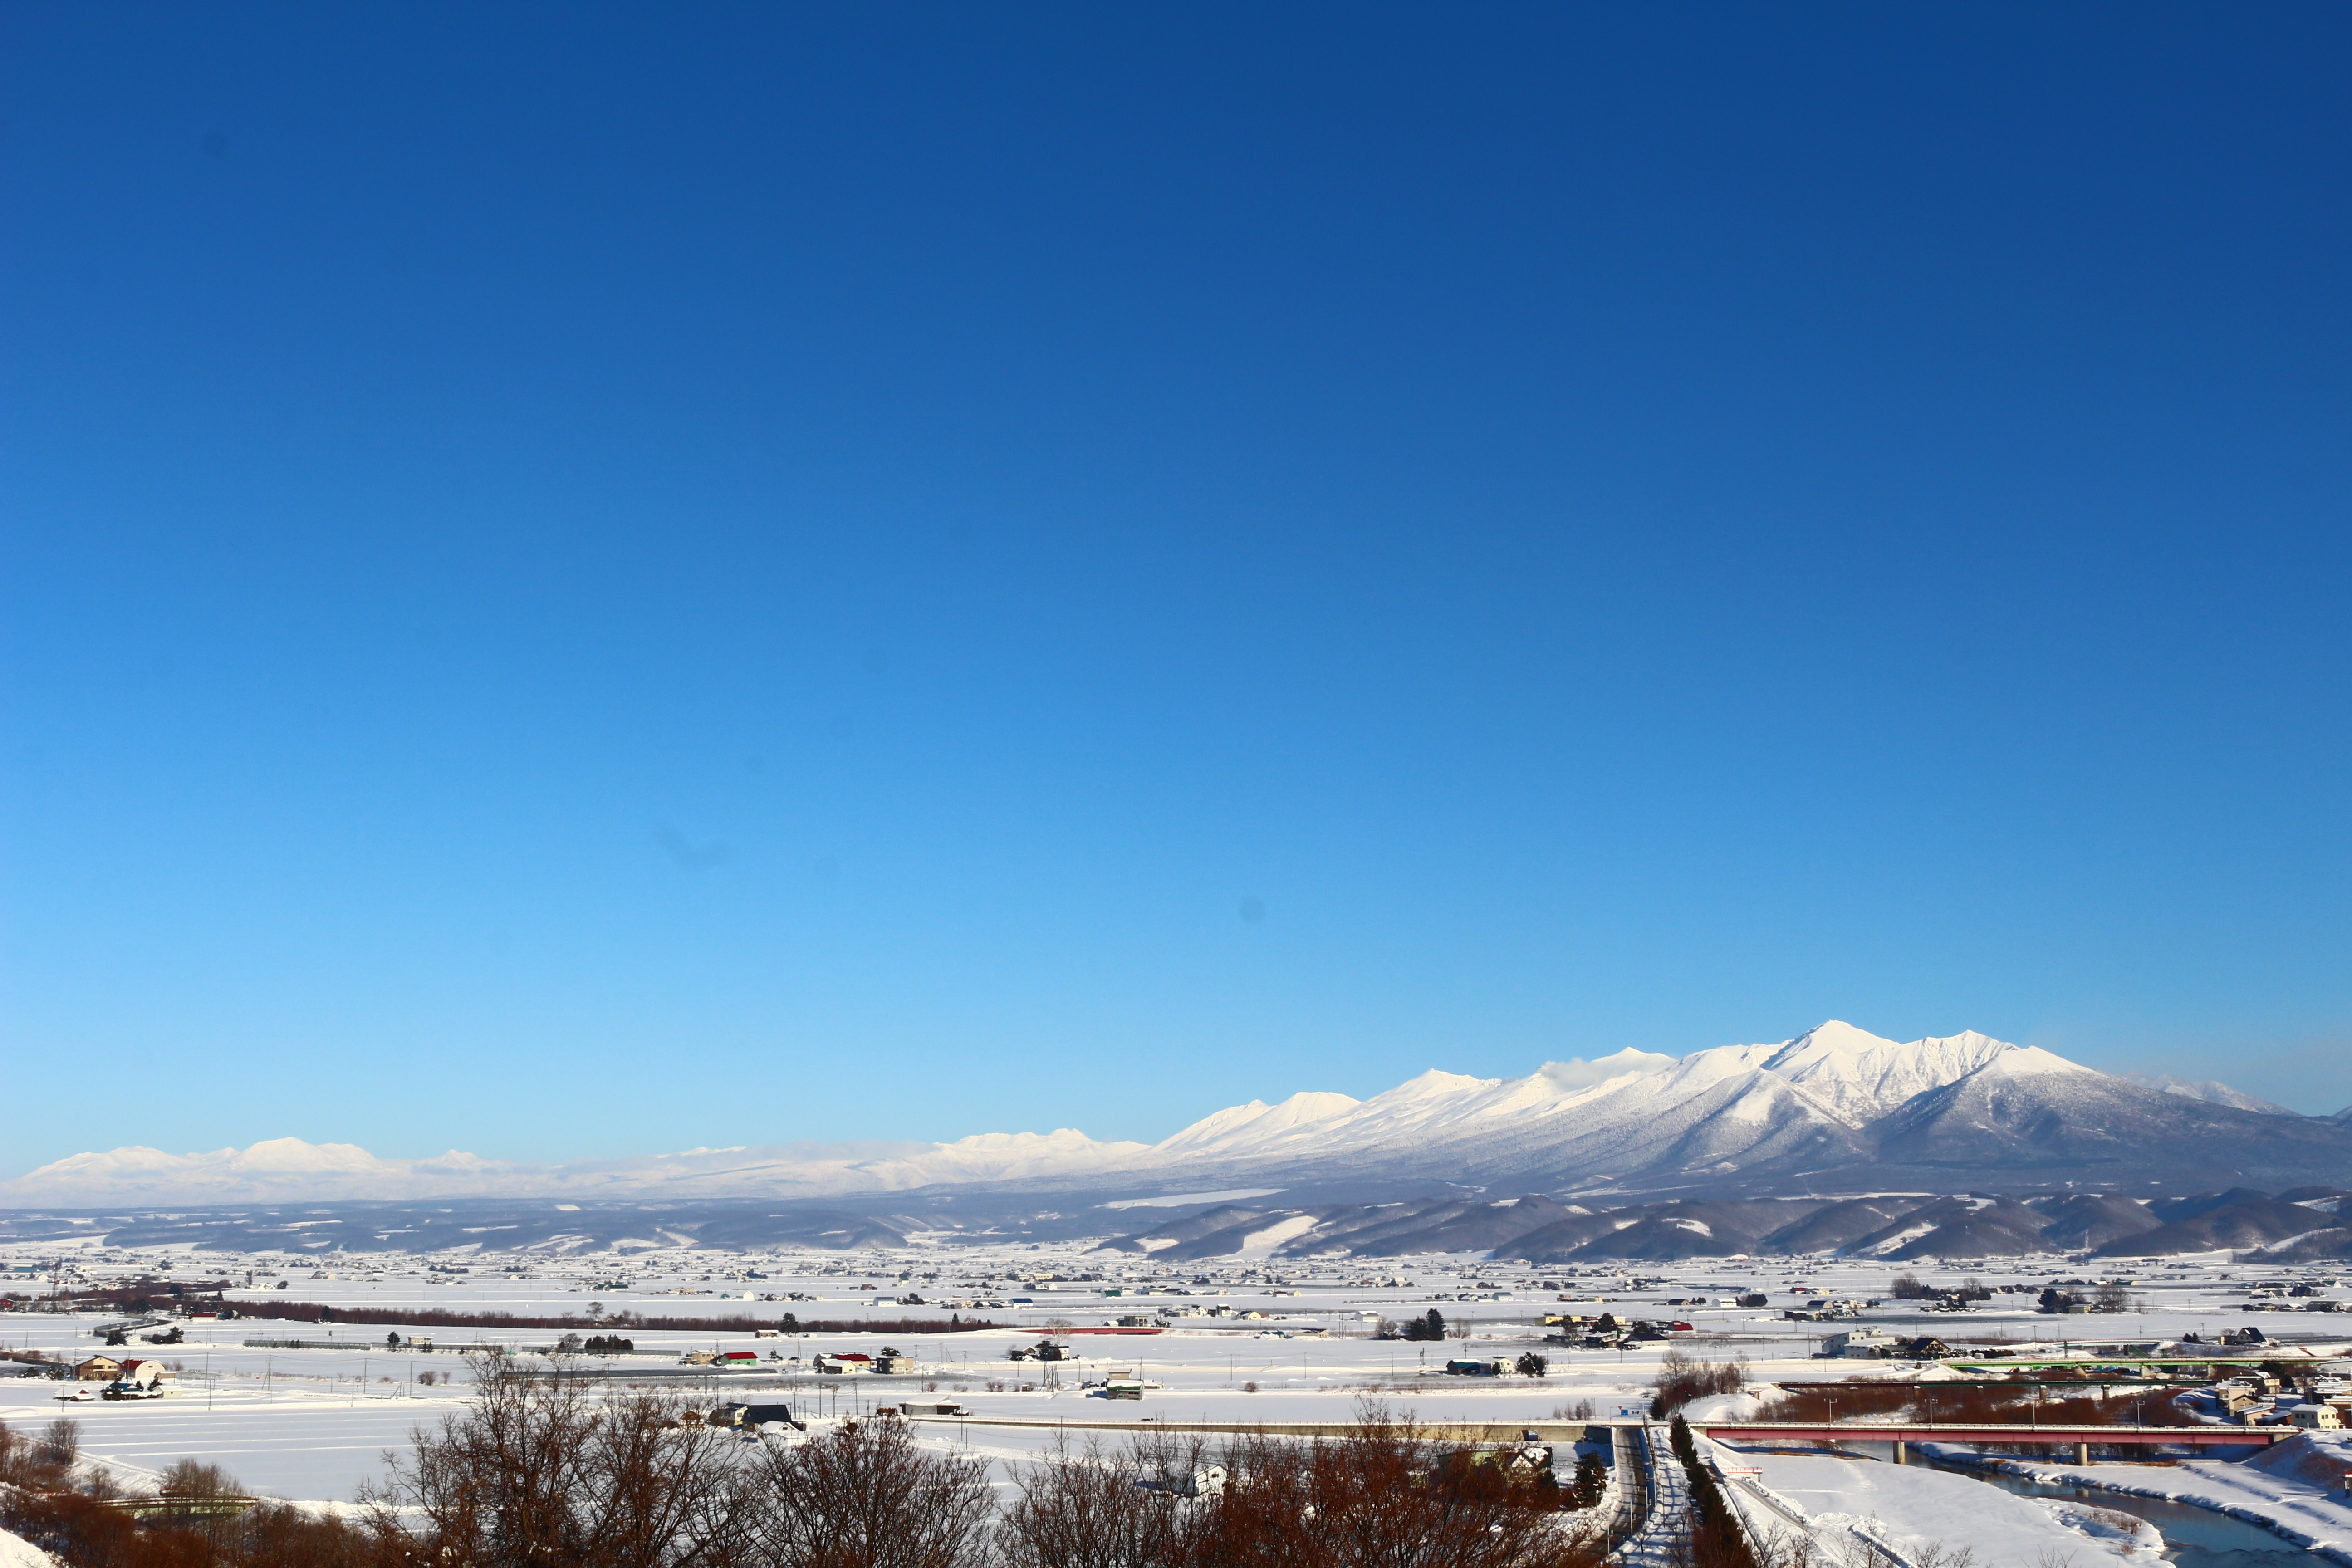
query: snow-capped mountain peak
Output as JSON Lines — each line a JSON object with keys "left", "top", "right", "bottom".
{"left": 1380, "top": 1068, "right": 1499, "bottom": 1101}
{"left": 1761, "top": 1019, "right": 1891, "bottom": 1062}
{"left": 1754, "top": 1023, "right": 2018, "bottom": 1124}
{"left": 1534, "top": 1048, "right": 1677, "bottom": 1094}
{"left": 1152, "top": 1091, "right": 1361, "bottom": 1159}
{"left": 11, "top": 1020, "right": 2329, "bottom": 1206}
{"left": 1970, "top": 1043, "right": 2097, "bottom": 1079}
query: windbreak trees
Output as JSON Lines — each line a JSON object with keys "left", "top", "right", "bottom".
{"left": 1666, "top": 1417, "right": 1758, "bottom": 1568}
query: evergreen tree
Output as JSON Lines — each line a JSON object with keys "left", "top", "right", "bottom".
{"left": 1569, "top": 1451, "right": 1607, "bottom": 1509}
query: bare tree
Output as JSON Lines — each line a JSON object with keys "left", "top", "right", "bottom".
{"left": 38, "top": 1417, "right": 81, "bottom": 1468}
{"left": 1650, "top": 1349, "right": 1747, "bottom": 1415}
{"left": 374, "top": 1354, "right": 750, "bottom": 1568}
{"left": 997, "top": 1433, "right": 1193, "bottom": 1568}
{"left": 745, "top": 1416, "right": 993, "bottom": 1568}
{"left": 152, "top": 1456, "right": 248, "bottom": 1551}
{"left": 1177, "top": 1404, "right": 1604, "bottom": 1568}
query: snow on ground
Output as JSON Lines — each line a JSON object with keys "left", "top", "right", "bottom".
{"left": 1925, "top": 1432, "right": 2352, "bottom": 1561}
{"left": 0, "top": 1378, "right": 456, "bottom": 1501}
{"left": 1715, "top": 1440, "right": 2163, "bottom": 1562}
{"left": 1678, "top": 1390, "right": 1765, "bottom": 1421}
{"left": 2, "top": 1230, "right": 2347, "bottom": 1565}
{"left": 0, "top": 1530, "right": 59, "bottom": 1568}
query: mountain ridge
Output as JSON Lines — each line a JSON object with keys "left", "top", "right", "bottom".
{"left": 10, "top": 1022, "right": 2347, "bottom": 1205}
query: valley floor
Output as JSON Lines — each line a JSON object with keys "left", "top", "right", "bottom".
{"left": 4, "top": 1235, "right": 2348, "bottom": 1562}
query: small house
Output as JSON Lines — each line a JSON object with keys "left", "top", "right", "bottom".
{"left": 74, "top": 1356, "right": 122, "bottom": 1382}
{"left": 2288, "top": 1403, "right": 2344, "bottom": 1431}
{"left": 1443, "top": 1357, "right": 1511, "bottom": 1377}
{"left": 710, "top": 1402, "right": 801, "bottom": 1429}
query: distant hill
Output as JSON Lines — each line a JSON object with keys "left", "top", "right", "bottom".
{"left": 1093, "top": 1185, "right": 2352, "bottom": 1264}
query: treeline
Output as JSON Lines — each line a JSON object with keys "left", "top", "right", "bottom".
{"left": 1666, "top": 1416, "right": 1757, "bottom": 1568}
{"left": 242, "top": 1301, "right": 1000, "bottom": 1335}
{"left": 1648, "top": 1349, "right": 1748, "bottom": 1417}
{"left": 1888, "top": 1273, "right": 1990, "bottom": 1302}
{"left": 1379, "top": 1308, "right": 1452, "bottom": 1341}
{"left": 1759, "top": 1379, "right": 2198, "bottom": 1430}
{"left": 2, "top": 1372, "right": 1619, "bottom": 1568}
{"left": 33, "top": 1281, "right": 234, "bottom": 1314}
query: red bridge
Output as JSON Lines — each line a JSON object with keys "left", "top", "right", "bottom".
{"left": 1694, "top": 1420, "right": 2284, "bottom": 1464}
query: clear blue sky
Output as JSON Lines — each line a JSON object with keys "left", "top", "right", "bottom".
{"left": 7, "top": 3, "right": 2352, "bottom": 1172}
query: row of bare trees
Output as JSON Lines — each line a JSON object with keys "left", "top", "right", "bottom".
{"left": 4, "top": 1363, "right": 1616, "bottom": 1568}
{"left": 3, "top": 1365, "right": 2033, "bottom": 1568}
{"left": 997, "top": 1418, "right": 1609, "bottom": 1568}
{"left": 378, "top": 1371, "right": 1616, "bottom": 1568}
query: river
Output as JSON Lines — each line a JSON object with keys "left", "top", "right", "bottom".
{"left": 1926, "top": 1460, "right": 2316, "bottom": 1567}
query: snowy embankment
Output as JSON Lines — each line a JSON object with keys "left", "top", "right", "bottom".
{"left": 1679, "top": 1391, "right": 1766, "bottom": 1423}
{"left": 1712, "top": 1439, "right": 2163, "bottom": 1563}
{"left": 1922, "top": 1432, "right": 2352, "bottom": 1565}
{"left": 0, "top": 1527, "right": 60, "bottom": 1568}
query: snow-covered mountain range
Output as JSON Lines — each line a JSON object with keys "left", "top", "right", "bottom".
{"left": 0, "top": 1129, "right": 1152, "bottom": 1205}
{"left": 9, "top": 1022, "right": 2349, "bottom": 1205}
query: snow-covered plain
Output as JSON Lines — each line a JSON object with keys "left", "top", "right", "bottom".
{"left": 6, "top": 1235, "right": 2350, "bottom": 1563}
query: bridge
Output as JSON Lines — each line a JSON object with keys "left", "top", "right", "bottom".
{"left": 1692, "top": 1418, "right": 2285, "bottom": 1465}
{"left": 1944, "top": 1354, "right": 2346, "bottom": 1372}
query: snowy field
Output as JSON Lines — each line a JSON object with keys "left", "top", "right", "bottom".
{"left": 1711, "top": 1441, "right": 2167, "bottom": 1562}
{"left": 4, "top": 1235, "right": 2349, "bottom": 1560}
